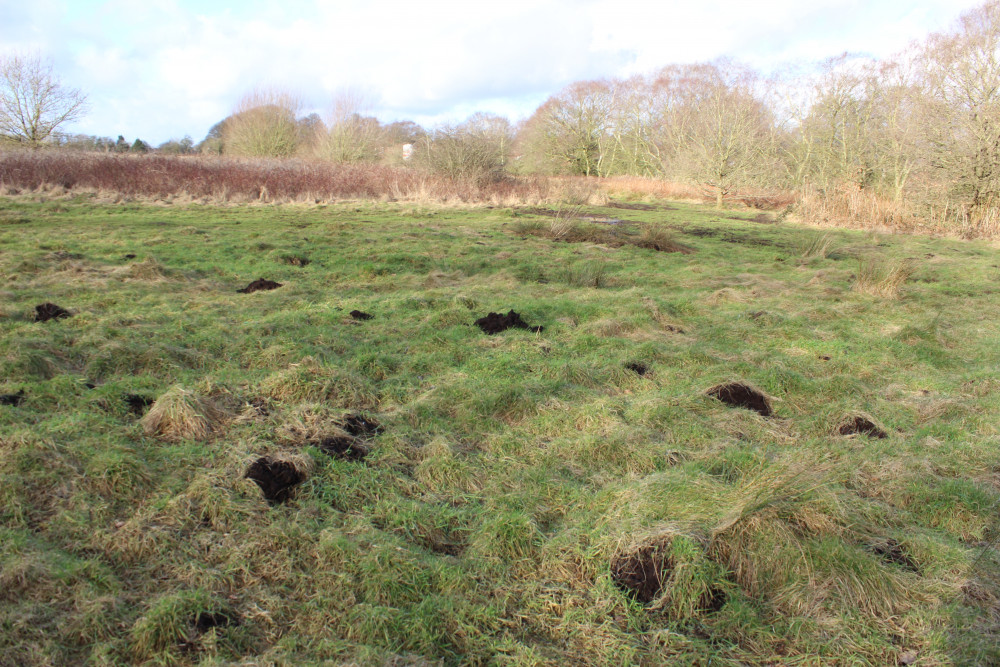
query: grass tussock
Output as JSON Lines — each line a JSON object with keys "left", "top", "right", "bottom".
{"left": 140, "top": 385, "right": 228, "bottom": 441}
{"left": 852, "top": 256, "right": 913, "bottom": 298}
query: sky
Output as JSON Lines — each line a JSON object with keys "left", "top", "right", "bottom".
{"left": 0, "top": 0, "right": 987, "bottom": 145}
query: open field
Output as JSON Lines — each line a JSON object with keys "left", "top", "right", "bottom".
{"left": 1, "top": 195, "right": 999, "bottom": 665}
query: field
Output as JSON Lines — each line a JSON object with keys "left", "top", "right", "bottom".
{"left": 1, "top": 194, "right": 999, "bottom": 665}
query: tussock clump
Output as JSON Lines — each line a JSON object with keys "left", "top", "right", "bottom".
{"left": 140, "top": 385, "right": 228, "bottom": 441}
{"left": 707, "top": 382, "right": 773, "bottom": 417}
{"left": 635, "top": 224, "right": 693, "bottom": 254}
{"left": 237, "top": 278, "right": 282, "bottom": 294}
{"left": 260, "top": 361, "right": 377, "bottom": 407}
{"left": 837, "top": 414, "right": 888, "bottom": 439}
{"left": 125, "top": 257, "right": 170, "bottom": 280}
{"left": 245, "top": 456, "right": 306, "bottom": 504}
{"left": 34, "top": 303, "right": 71, "bottom": 322}
{"left": 852, "top": 257, "right": 912, "bottom": 298}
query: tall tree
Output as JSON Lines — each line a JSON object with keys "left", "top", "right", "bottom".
{"left": 0, "top": 52, "right": 87, "bottom": 146}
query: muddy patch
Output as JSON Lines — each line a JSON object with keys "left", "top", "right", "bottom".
{"left": 867, "top": 538, "right": 919, "bottom": 573}
{"left": 237, "top": 278, "right": 282, "bottom": 294}
{"left": 245, "top": 457, "right": 303, "bottom": 504}
{"left": 35, "top": 303, "right": 72, "bottom": 322}
{"left": 350, "top": 310, "right": 373, "bottom": 321}
{"left": 707, "top": 382, "right": 772, "bottom": 417}
{"left": 625, "top": 361, "right": 650, "bottom": 376}
{"left": 125, "top": 393, "right": 153, "bottom": 416}
{"left": 475, "top": 310, "right": 543, "bottom": 335}
{"left": 838, "top": 415, "right": 887, "bottom": 439}
{"left": 0, "top": 390, "right": 25, "bottom": 406}
{"left": 315, "top": 435, "right": 368, "bottom": 461}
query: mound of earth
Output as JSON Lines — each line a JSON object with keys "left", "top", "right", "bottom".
{"left": 340, "top": 413, "right": 382, "bottom": 437}
{"left": 124, "top": 394, "right": 153, "bottom": 416}
{"left": 838, "top": 416, "right": 887, "bottom": 439}
{"left": 237, "top": 278, "right": 282, "bottom": 294}
{"left": 707, "top": 382, "right": 772, "bottom": 417}
{"left": 245, "top": 457, "right": 303, "bottom": 504}
{"left": 315, "top": 435, "right": 368, "bottom": 461}
{"left": 611, "top": 541, "right": 671, "bottom": 603}
{"left": 35, "top": 303, "right": 72, "bottom": 322}
{"left": 475, "top": 310, "right": 543, "bottom": 335}
{"left": 0, "top": 389, "right": 25, "bottom": 406}
{"left": 350, "top": 310, "right": 373, "bottom": 321}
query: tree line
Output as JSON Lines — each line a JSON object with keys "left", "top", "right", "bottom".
{"left": 4, "top": 2, "right": 1000, "bottom": 232}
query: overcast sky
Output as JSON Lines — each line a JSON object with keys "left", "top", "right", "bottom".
{"left": 0, "top": 0, "right": 986, "bottom": 145}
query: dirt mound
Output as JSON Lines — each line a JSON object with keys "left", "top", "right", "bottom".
{"left": 125, "top": 393, "right": 153, "bottom": 416}
{"left": 245, "top": 457, "right": 303, "bottom": 504}
{"left": 35, "top": 303, "right": 71, "bottom": 322}
{"left": 193, "top": 611, "right": 236, "bottom": 632}
{"left": 611, "top": 540, "right": 673, "bottom": 603}
{"left": 867, "top": 538, "right": 919, "bottom": 572}
{"left": 237, "top": 278, "right": 282, "bottom": 294}
{"left": 350, "top": 310, "right": 373, "bottom": 321}
{"left": 625, "top": 361, "right": 649, "bottom": 376}
{"left": 123, "top": 253, "right": 136, "bottom": 260}
{"left": 707, "top": 382, "right": 772, "bottom": 417}
{"left": 315, "top": 435, "right": 368, "bottom": 461}
{"left": 838, "top": 416, "right": 887, "bottom": 439}
{"left": 340, "top": 413, "right": 382, "bottom": 437}
{"left": 474, "top": 310, "right": 543, "bottom": 335}
{"left": 0, "top": 389, "right": 25, "bottom": 406}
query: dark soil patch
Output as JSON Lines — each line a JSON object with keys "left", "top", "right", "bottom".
{"left": 818, "top": 355, "right": 831, "bottom": 361}
{"left": 193, "top": 611, "right": 237, "bottom": 632}
{"left": 707, "top": 382, "right": 773, "bottom": 417}
{"left": 611, "top": 541, "right": 672, "bottom": 603}
{"left": 474, "top": 310, "right": 543, "bottom": 335}
{"left": 838, "top": 416, "right": 887, "bottom": 439}
{"left": 340, "top": 413, "right": 382, "bottom": 438}
{"left": 0, "top": 390, "right": 25, "bottom": 406}
{"left": 625, "top": 361, "right": 649, "bottom": 376}
{"left": 867, "top": 538, "right": 919, "bottom": 573}
{"left": 34, "top": 303, "right": 71, "bottom": 322}
{"left": 245, "top": 457, "right": 303, "bottom": 504}
{"left": 237, "top": 278, "right": 282, "bottom": 294}
{"left": 350, "top": 310, "right": 373, "bottom": 321}
{"left": 124, "top": 394, "right": 153, "bottom": 416}
{"left": 123, "top": 253, "right": 136, "bottom": 260}
{"left": 315, "top": 435, "right": 368, "bottom": 461}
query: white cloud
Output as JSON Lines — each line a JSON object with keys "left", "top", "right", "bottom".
{"left": 0, "top": 0, "right": 989, "bottom": 143}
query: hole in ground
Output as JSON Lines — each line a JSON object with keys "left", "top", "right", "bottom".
{"left": 0, "top": 389, "right": 25, "bottom": 406}
{"left": 339, "top": 413, "right": 382, "bottom": 438}
{"left": 193, "top": 611, "right": 237, "bottom": 633}
{"left": 124, "top": 394, "right": 153, "bottom": 416}
{"left": 315, "top": 435, "right": 368, "bottom": 461}
{"left": 35, "top": 303, "right": 72, "bottom": 322}
{"left": 474, "top": 310, "right": 543, "bottom": 335}
{"left": 838, "top": 416, "right": 887, "bottom": 439}
{"left": 237, "top": 278, "right": 282, "bottom": 294}
{"left": 350, "top": 310, "right": 373, "bottom": 321}
{"left": 245, "top": 457, "right": 303, "bottom": 504}
{"left": 625, "top": 361, "right": 649, "bottom": 376}
{"left": 707, "top": 382, "right": 772, "bottom": 417}
{"left": 867, "top": 538, "right": 920, "bottom": 573}
{"left": 611, "top": 540, "right": 673, "bottom": 604}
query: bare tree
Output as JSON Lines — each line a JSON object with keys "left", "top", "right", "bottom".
{"left": 418, "top": 113, "right": 513, "bottom": 183}
{"left": 319, "top": 89, "right": 385, "bottom": 163}
{"left": 0, "top": 52, "right": 87, "bottom": 146}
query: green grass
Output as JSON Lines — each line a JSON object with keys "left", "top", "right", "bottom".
{"left": 1, "top": 194, "right": 999, "bottom": 665}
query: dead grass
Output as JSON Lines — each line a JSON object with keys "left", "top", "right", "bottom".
{"left": 140, "top": 385, "right": 229, "bottom": 441}
{"left": 852, "top": 257, "right": 913, "bottom": 298}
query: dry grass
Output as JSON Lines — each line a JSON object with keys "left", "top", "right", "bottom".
{"left": 852, "top": 257, "right": 913, "bottom": 298}
{"left": 140, "top": 385, "right": 229, "bottom": 441}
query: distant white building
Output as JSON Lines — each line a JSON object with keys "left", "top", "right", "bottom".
{"left": 402, "top": 143, "right": 414, "bottom": 161}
